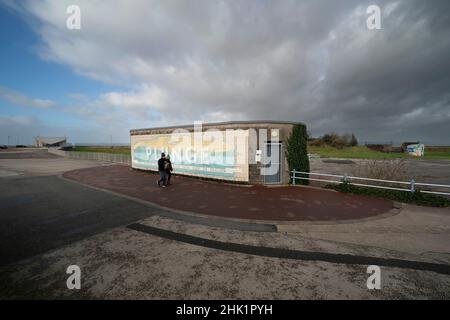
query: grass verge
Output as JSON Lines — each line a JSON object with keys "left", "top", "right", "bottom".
{"left": 308, "top": 145, "right": 450, "bottom": 160}
{"left": 72, "top": 146, "right": 131, "bottom": 155}
{"left": 325, "top": 183, "right": 449, "bottom": 207}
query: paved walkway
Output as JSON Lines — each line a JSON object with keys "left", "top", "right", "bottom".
{"left": 63, "top": 165, "right": 393, "bottom": 221}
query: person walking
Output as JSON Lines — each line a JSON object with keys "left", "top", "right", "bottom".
{"left": 157, "top": 153, "right": 167, "bottom": 187}
{"left": 165, "top": 154, "right": 173, "bottom": 185}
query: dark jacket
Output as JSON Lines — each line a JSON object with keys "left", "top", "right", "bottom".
{"left": 158, "top": 158, "right": 165, "bottom": 171}
{"left": 165, "top": 160, "right": 173, "bottom": 173}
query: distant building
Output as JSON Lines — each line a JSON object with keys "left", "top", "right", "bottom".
{"left": 35, "top": 136, "right": 67, "bottom": 148}
{"left": 401, "top": 141, "right": 420, "bottom": 152}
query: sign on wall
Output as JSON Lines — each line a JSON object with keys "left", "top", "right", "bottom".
{"left": 131, "top": 131, "right": 249, "bottom": 182}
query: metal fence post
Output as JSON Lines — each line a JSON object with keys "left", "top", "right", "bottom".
{"left": 343, "top": 173, "right": 348, "bottom": 183}
{"left": 410, "top": 179, "right": 415, "bottom": 192}
{"left": 292, "top": 170, "right": 296, "bottom": 185}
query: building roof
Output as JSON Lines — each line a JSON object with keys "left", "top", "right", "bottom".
{"left": 130, "top": 120, "right": 304, "bottom": 134}
{"left": 35, "top": 137, "right": 67, "bottom": 144}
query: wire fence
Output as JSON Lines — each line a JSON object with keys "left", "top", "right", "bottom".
{"left": 291, "top": 170, "right": 450, "bottom": 196}
{"left": 48, "top": 148, "right": 131, "bottom": 165}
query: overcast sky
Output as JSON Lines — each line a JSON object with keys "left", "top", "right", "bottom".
{"left": 0, "top": 0, "right": 449, "bottom": 145}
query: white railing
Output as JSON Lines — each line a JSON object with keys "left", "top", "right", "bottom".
{"left": 291, "top": 170, "right": 450, "bottom": 196}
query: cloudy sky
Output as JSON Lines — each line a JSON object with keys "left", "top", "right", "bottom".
{"left": 0, "top": 0, "right": 449, "bottom": 145}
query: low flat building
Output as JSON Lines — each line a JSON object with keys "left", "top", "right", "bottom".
{"left": 35, "top": 136, "right": 67, "bottom": 148}
{"left": 130, "top": 121, "right": 304, "bottom": 185}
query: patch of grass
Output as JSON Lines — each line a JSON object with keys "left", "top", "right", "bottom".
{"left": 423, "top": 150, "right": 450, "bottom": 160}
{"left": 326, "top": 182, "right": 449, "bottom": 207}
{"left": 72, "top": 146, "right": 131, "bottom": 155}
{"left": 308, "top": 145, "right": 450, "bottom": 160}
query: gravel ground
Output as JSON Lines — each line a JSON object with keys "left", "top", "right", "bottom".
{"left": 1, "top": 214, "right": 449, "bottom": 299}
{"left": 310, "top": 157, "right": 450, "bottom": 185}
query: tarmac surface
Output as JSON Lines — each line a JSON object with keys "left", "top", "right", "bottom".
{"left": 0, "top": 175, "right": 158, "bottom": 266}
{"left": 0, "top": 150, "right": 112, "bottom": 177}
{"left": 0, "top": 149, "right": 58, "bottom": 159}
{"left": 63, "top": 165, "right": 394, "bottom": 221}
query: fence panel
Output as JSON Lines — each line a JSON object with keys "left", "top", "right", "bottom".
{"left": 48, "top": 148, "right": 131, "bottom": 165}
{"left": 291, "top": 170, "right": 450, "bottom": 196}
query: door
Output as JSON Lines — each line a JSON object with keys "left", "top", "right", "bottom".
{"left": 263, "top": 142, "right": 282, "bottom": 184}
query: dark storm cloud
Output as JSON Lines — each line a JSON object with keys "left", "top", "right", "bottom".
{"left": 4, "top": 0, "right": 450, "bottom": 144}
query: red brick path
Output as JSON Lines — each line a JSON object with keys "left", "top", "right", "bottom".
{"left": 63, "top": 165, "right": 393, "bottom": 221}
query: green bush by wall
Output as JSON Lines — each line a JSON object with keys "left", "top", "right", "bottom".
{"left": 286, "top": 123, "right": 310, "bottom": 185}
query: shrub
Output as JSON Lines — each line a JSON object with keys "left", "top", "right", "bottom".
{"left": 350, "top": 134, "right": 358, "bottom": 147}
{"left": 351, "top": 159, "right": 408, "bottom": 185}
{"left": 366, "top": 144, "right": 385, "bottom": 152}
{"left": 321, "top": 133, "right": 335, "bottom": 145}
{"left": 366, "top": 144, "right": 397, "bottom": 153}
{"left": 286, "top": 123, "right": 310, "bottom": 185}
{"left": 326, "top": 182, "right": 449, "bottom": 207}
{"left": 311, "top": 132, "right": 359, "bottom": 149}
{"left": 308, "top": 138, "right": 324, "bottom": 147}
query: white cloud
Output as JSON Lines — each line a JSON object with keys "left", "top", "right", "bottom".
{"left": 0, "top": 86, "right": 56, "bottom": 108}
{"left": 97, "top": 85, "right": 168, "bottom": 112}
{"left": 0, "top": 115, "right": 36, "bottom": 126}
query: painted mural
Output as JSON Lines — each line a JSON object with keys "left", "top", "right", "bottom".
{"left": 131, "top": 131, "right": 249, "bottom": 182}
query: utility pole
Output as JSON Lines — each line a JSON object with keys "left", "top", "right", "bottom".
{"left": 7, "top": 135, "right": 10, "bottom": 146}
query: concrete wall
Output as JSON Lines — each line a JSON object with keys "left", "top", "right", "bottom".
{"left": 246, "top": 123, "right": 294, "bottom": 184}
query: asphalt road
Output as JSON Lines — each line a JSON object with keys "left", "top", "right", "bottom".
{"left": 0, "top": 175, "right": 158, "bottom": 266}
{"left": 0, "top": 150, "right": 58, "bottom": 159}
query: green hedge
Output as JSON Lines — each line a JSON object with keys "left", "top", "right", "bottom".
{"left": 326, "top": 183, "right": 449, "bottom": 207}
{"left": 286, "top": 123, "right": 310, "bottom": 185}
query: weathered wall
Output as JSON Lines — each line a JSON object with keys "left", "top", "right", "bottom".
{"left": 131, "top": 131, "right": 249, "bottom": 182}
{"left": 246, "top": 123, "right": 294, "bottom": 184}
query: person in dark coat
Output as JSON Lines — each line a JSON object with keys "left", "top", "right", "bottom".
{"left": 165, "top": 154, "right": 173, "bottom": 185}
{"left": 157, "top": 153, "right": 166, "bottom": 187}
